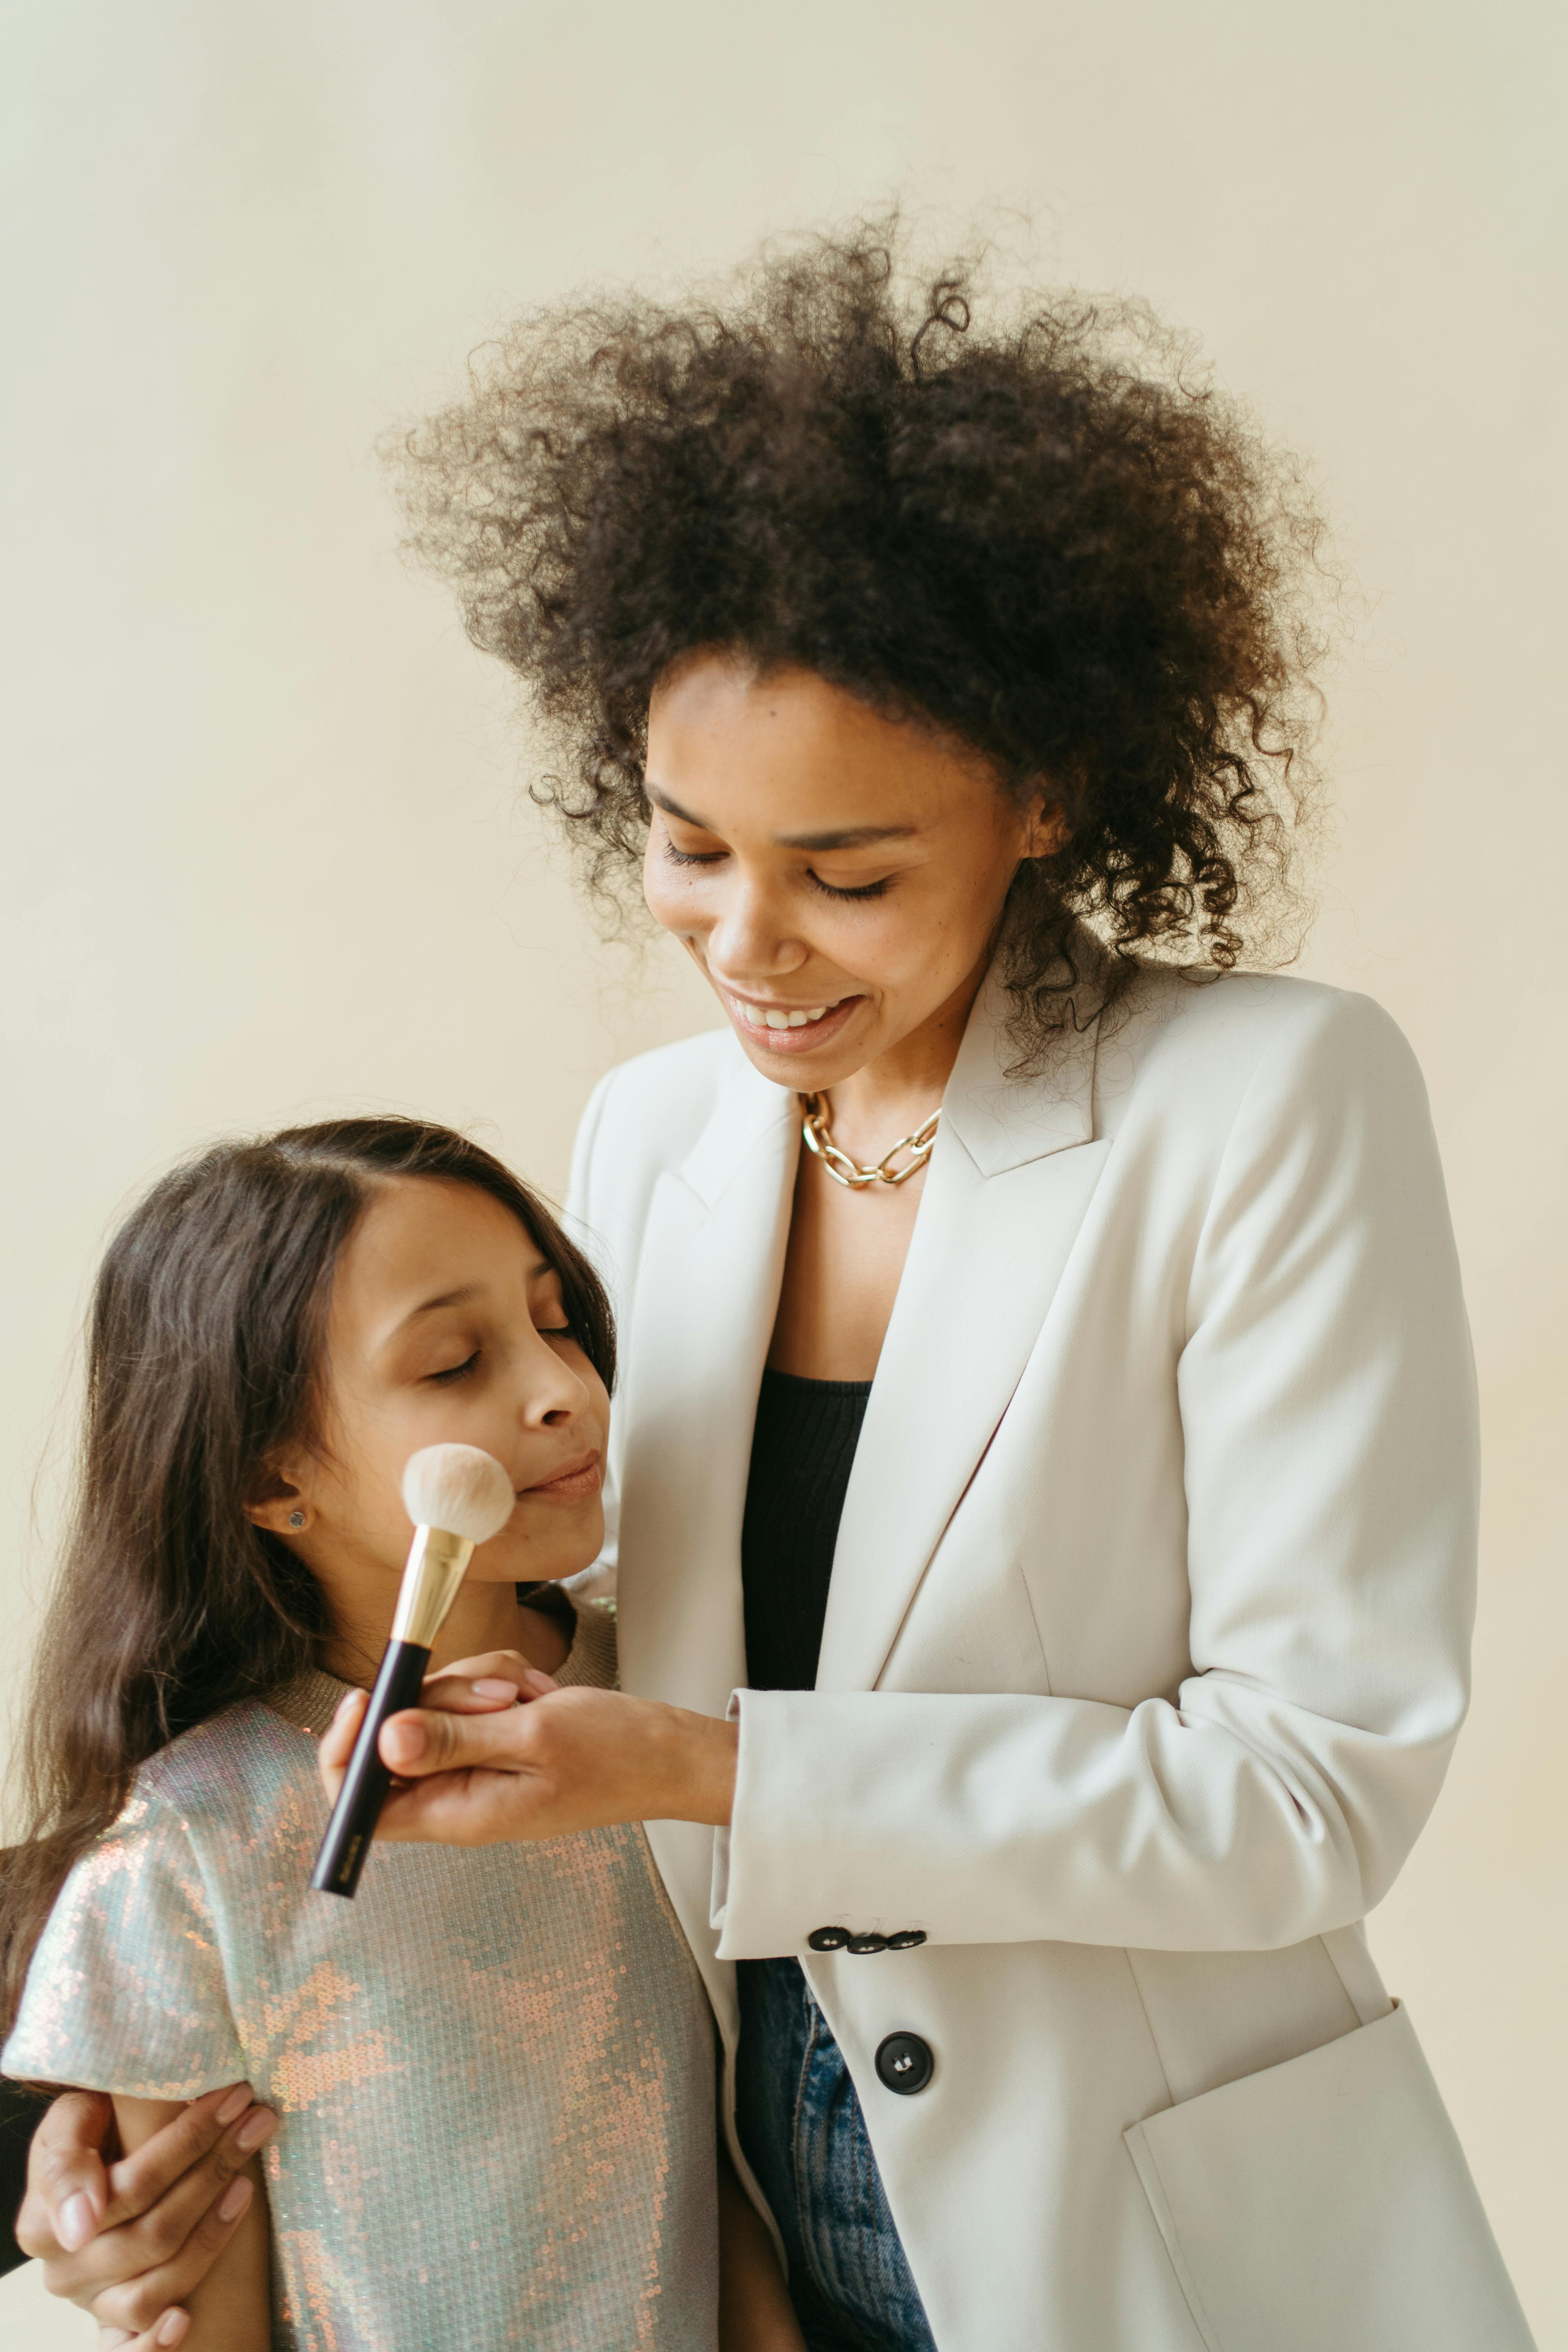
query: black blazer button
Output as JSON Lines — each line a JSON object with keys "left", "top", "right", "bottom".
{"left": 885, "top": 1929, "right": 927, "bottom": 1950}
{"left": 875, "top": 2031, "right": 934, "bottom": 2095}
{"left": 807, "top": 1926, "right": 851, "bottom": 1952}
{"left": 847, "top": 1932, "right": 889, "bottom": 1955}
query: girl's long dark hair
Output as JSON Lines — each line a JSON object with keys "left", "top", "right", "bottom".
{"left": 0, "top": 1117, "right": 613, "bottom": 2040}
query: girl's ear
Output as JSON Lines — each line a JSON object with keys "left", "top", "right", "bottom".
{"left": 244, "top": 1459, "right": 314, "bottom": 1536}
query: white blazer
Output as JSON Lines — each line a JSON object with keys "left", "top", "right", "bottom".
{"left": 566, "top": 950, "right": 1533, "bottom": 2352}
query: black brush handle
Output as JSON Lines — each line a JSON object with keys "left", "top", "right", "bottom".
{"left": 311, "top": 1639, "right": 431, "bottom": 1898}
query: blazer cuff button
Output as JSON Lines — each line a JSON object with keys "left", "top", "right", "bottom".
{"left": 847, "top": 1932, "right": 890, "bottom": 1955}
{"left": 808, "top": 1926, "right": 851, "bottom": 1952}
{"left": 885, "top": 1929, "right": 927, "bottom": 1949}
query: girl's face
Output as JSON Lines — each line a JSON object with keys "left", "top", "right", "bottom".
{"left": 642, "top": 655, "right": 1060, "bottom": 1091}
{"left": 254, "top": 1176, "right": 609, "bottom": 1595}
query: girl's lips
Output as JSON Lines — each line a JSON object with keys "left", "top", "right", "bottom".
{"left": 724, "top": 993, "right": 864, "bottom": 1056}
{"left": 522, "top": 1454, "right": 602, "bottom": 1501}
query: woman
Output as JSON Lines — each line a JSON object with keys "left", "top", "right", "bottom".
{"left": 18, "top": 229, "right": 1534, "bottom": 2350}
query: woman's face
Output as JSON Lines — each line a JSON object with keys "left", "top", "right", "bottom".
{"left": 253, "top": 1176, "right": 609, "bottom": 1598}
{"left": 642, "top": 655, "right": 1056, "bottom": 1091}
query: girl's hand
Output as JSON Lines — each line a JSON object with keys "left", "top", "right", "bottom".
{"left": 317, "top": 1654, "right": 737, "bottom": 1843}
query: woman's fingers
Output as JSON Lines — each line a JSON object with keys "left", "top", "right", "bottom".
{"left": 76, "top": 2161, "right": 264, "bottom": 2336}
{"left": 314, "top": 1664, "right": 544, "bottom": 1807}
{"left": 377, "top": 1690, "right": 554, "bottom": 1777}
{"left": 100, "top": 2310, "right": 191, "bottom": 2350}
{"left": 17, "top": 2089, "right": 115, "bottom": 2258}
{"left": 420, "top": 1651, "right": 557, "bottom": 1712}
{"left": 28, "top": 2091, "right": 275, "bottom": 2319}
{"left": 103, "top": 2093, "right": 275, "bottom": 2232}
{"left": 365, "top": 1686, "right": 737, "bottom": 1841}
{"left": 316, "top": 1685, "right": 368, "bottom": 1799}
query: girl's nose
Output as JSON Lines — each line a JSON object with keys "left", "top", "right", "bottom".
{"left": 524, "top": 1337, "right": 591, "bottom": 1425}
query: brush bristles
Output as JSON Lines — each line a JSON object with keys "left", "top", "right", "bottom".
{"left": 401, "top": 1445, "right": 515, "bottom": 1543}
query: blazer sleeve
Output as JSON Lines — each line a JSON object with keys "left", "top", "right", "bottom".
{"left": 564, "top": 1066, "right": 622, "bottom": 1603}
{"left": 713, "top": 991, "right": 1481, "bottom": 1956}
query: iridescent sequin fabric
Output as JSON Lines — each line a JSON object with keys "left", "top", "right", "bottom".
{"left": 4, "top": 1634, "right": 718, "bottom": 2351}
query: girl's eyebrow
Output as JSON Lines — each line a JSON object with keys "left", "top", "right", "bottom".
{"left": 397, "top": 1282, "right": 481, "bottom": 1328}
{"left": 385, "top": 1257, "right": 555, "bottom": 1343}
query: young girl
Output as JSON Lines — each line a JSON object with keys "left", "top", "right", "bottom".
{"left": 0, "top": 1116, "right": 799, "bottom": 2351}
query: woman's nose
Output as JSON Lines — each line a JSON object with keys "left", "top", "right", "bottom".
{"left": 704, "top": 873, "right": 807, "bottom": 982}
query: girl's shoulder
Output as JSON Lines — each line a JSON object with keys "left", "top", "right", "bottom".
{"left": 133, "top": 1677, "right": 327, "bottom": 1836}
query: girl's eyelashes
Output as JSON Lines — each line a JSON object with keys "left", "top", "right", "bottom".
{"left": 809, "top": 871, "right": 892, "bottom": 902}
{"left": 426, "top": 1350, "right": 480, "bottom": 1386}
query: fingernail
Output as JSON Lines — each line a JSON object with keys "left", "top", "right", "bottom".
{"left": 216, "top": 2085, "right": 250, "bottom": 2125}
{"left": 473, "top": 1678, "right": 521, "bottom": 1700}
{"left": 382, "top": 1719, "right": 423, "bottom": 1764}
{"left": 218, "top": 2174, "right": 256, "bottom": 2221}
{"left": 236, "top": 2107, "right": 276, "bottom": 2152}
{"left": 57, "top": 2191, "right": 96, "bottom": 2250}
{"left": 156, "top": 2312, "right": 191, "bottom": 2346}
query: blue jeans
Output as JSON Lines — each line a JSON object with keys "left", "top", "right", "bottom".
{"left": 735, "top": 1957, "right": 938, "bottom": 2352}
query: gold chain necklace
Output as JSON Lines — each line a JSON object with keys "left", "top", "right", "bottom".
{"left": 799, "top": 1093, "right": 941, "bottom": 1189}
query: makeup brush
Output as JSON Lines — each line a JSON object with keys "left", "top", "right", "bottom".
{"left": 312, "top": 1443, "right": 516, "bottom": 1899}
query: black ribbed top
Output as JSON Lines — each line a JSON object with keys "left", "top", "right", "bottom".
{"left": 741, "top": 1368, "right": 872, "bottom": 1691}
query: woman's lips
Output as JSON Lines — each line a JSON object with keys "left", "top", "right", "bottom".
{"left": 521, "top": 1454, "right": 602, "bottom": 1501}
{"left": 723, "top": 992, "right": 863, "bottom": 1056}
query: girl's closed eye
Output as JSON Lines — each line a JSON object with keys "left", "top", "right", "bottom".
{"left": 809, "top": 870, "right": 892, "bottom": 902}
{"left": 427, "top": 1349, "right": 480, "bottom": 1385}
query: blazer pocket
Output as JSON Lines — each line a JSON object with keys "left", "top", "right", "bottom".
{"left": 1124, "top": 2002, "right": 1535, "bottom": 2352}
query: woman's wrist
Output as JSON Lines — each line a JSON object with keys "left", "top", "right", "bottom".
{"left": 654, "top": 1704, "right": 738, "bottom": 1827}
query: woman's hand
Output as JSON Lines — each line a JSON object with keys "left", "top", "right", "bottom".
{"left": 16, "top": 2083, "right": 277, "bottom": 2346}
{"left": 317, "top": 1652, "right": 738, "bottom": 1842}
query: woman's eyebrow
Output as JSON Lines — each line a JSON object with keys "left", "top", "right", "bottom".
{"left": 645, "top": 782, "right": 713, "bottom": 828}
{"left": 646, "top": 781, "right": 914, "bottom": 851}
{"left": 775, "top": 822, "right": 916, "bottom": 849}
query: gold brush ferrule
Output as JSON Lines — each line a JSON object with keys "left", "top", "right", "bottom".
{"left": 389, "top": 1526, "right": 475, "bottom": 1650}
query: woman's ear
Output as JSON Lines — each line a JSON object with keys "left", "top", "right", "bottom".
{"left": 245, "top": 1459, "right": 314, "bottom": 1537}
{"left": 1023, "top": 791, "right": 1070, "bottom": 860}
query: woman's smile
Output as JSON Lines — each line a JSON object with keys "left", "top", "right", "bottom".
{"left": 721, "top": 989, "right": 866, "bottom": 1056}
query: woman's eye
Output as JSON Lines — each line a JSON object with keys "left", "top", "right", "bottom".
{"left": 809, "top": 871, "right": 892, "bottom": 902}
{"left": 427, "top": 1350, "right": 480, "bottom": 1386}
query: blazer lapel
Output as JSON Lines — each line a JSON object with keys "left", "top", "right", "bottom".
{"left": 816, "top": 961, "right": 1110, "bottom": 1693}
{"left": 613, "top": 1054, "right": 799, "bottom": 1719}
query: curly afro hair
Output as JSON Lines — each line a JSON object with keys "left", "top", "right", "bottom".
{"left": 394, "top": 220, "right": 1329, "bottom": 1054}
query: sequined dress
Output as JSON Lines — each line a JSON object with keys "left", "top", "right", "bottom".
{"left": 3, "top": 1621, "right": 719, "bottom": 2350}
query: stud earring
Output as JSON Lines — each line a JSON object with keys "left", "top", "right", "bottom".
{"left": 287, "top": 1510, "right": 306, "bottom": 1530}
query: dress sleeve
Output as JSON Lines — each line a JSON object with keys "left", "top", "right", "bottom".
{"left": 713, "top": 990, "right": 1480, "bottom": 1956}
{"left": 2, "top": 1783, "right": 246, "bottom": 2097}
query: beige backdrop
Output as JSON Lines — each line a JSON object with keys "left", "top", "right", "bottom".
{"left": 4, "top": 2, "right": 1563, "bottom": 2342}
